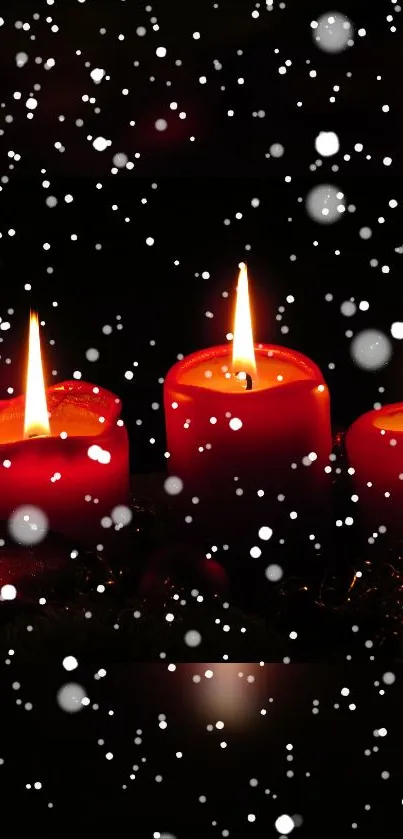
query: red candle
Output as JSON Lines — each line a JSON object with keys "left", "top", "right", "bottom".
{"left": 0, "top": 313, "right": 129, "bottom": 545}
{"left": 163, "top": 265, "right": 332, "bottom": 542}
{"left": 346, "top": 404, "right": 403, "bottom": 537}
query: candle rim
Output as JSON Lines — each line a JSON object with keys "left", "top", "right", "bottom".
{"left": 346, "top": 402, "right": 403, "bottom": 438}
{"left": 0, "top": 379, "right": 124, "bottom": 445}
{"left": 372, "top": 403, "right": 403, "bottom": 430}
{"left": 165, "top": 343, "right": 326, "bottom": 393}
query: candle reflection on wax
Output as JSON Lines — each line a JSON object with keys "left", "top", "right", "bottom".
{"left": 185, "top": 664, "right": 268, "bottom": 727}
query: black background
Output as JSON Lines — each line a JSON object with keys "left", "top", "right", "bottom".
{"left": 0, "top": 1, "right": 402, "bottom": 836}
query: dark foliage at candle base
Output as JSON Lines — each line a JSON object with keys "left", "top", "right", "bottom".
{"left": 1, "top": 447, "right": 403, "bottom": 665}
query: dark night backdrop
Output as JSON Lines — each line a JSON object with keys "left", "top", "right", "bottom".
{"left": 1, "top": 0, "right": 402, "bottom": 475}
{"left": 0, "top": 1, "right": 402, "bottom": 837}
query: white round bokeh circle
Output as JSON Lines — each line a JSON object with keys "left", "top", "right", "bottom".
{"left": 314, "top": 131, "right": 340, "bottom": 157}
{"left": 265, "top": 564, "right": 283, "bottom": 582}
{"left": 306, "top": 184, "right": 345, "bottom": 224}
{"left": 312, "top": 12, "right": 354, "bottom": 53}
{"left": 340, "top": 301, "right": 357, "bottom": 317}
{"left": 112, "top": 152, "right": 128, "bottom": 168}
{"left": 57, "top": 683, "right": 87, "bottom": 713}
{"left": 184, "top": 630, "right": 202, "bottom": 647}
{"left": 391, "top": 322, "right": 403, "bottom": 340}
{"left": 111, "top": 504, "right": 133, "bottom": 527}
{"left": 350, "top": 329, "right": 392, "bottom": 371}
{"left": 0, "top": 584, "right": 17, "bottom": 601}
{"left": 8, "top": 505, "right": 49, "bottom": 545}
{"left": 275, "top": 813, "right": 295, "bottom": 834}
{"left": 164, "top": 476, "right": 184, "bottom": 496}
{"left": 269, "top": 142, "right": 285, "bottom": 158}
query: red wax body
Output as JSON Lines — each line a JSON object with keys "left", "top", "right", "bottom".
{"left": 0, "top": 380, "right": 129, "bottom": 544}
{"left": 163, "top": 344, "right": 332, "bottom": 542}
{"left": 346, "top": 403, "right": 403, "bottom": 537}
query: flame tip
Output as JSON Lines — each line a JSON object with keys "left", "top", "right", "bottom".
{"left": 24, "top": 311, "right": 50, "bottom": 439}
{"left": 232, "top": 265, "right": 256, "bottom": 376}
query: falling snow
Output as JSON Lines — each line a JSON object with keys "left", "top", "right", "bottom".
{"left": 0, "top": 1, "right": 401, "bottom": 836}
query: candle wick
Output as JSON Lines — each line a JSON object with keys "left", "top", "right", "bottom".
{"left": 235, "top": 371, "right": 253, "bottom": 391}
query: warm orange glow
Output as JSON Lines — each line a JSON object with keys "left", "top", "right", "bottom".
{"left": 232, "top": 263, "right": 257, "bottom": 377}
{"left": 23, "top": 312, "right": 50, "bottom": 439}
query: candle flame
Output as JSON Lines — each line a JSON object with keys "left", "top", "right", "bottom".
{"left": 232, "top": 263, "right": 257, "bottom": 377}
{"left": 24, "top": 312, "right": 50, "bottom": 439}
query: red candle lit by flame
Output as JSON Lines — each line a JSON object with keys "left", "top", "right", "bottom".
{"left": 163, "top": 265, "right": 332, "bottom": 543}
{"left": 0, "top": 312, "right": 129, "bottom": 545}
{"left": 346, "top": 404, "right": 403, "bottom": 539}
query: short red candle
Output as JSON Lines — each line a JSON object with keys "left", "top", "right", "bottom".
{"left": 164, "top": 265, "right": 332, "bottom": 542}
{"left": 1, "top": 312, "right": 130, "bottom": 547}
{"left": 346, "top": 404, "right": 403, "bottom": 536}
{"left": 163, "top": 343, "right": 331, "bottom": 538}
{"left": 164, "top": 342, "right": 331, "bottom": 486}
{"left": 0, "top": 379, "right": 129, "bottom": 544}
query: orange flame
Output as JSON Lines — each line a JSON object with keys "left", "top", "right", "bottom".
{"left": 231, "top": 263, "right": 257, "bottom": 377}
{"left": 23, "top": 312, "right": 50, "bottom": 439}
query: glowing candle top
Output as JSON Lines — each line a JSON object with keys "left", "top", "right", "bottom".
{"left": 176, "top": 264, "right": 317, "bottom": 394}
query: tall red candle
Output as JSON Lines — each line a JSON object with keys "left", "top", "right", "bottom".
{"left": 163, "top": 265, "right": 332, "bottom": 542}
{"left": 0, "top": 313, "right": 129, "bottom": 545}
{"left": 346, "top": 403, "right": 403, "bottom": 537}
